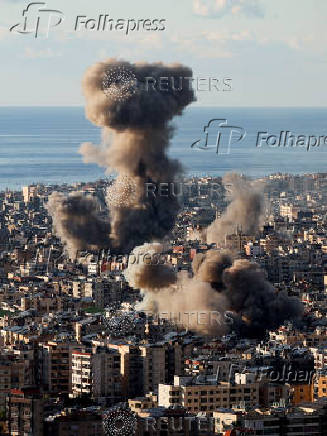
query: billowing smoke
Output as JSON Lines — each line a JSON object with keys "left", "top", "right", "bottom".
{"left": 125, "top": 245, "right": 229, "bottom": 335}
{"left": 48, "top": 59, "right": 195, "bottom": 257}
{"left": 125, "top": 247, "right": 303, "bottom": 339}
{"left": 206, "top": 173, "right": 264, "bottom": 246}
{"left": 82, "top": 60, "right": 194, "bottom": 129}
{"left": 47, "top": 192, "right": 111, "bottom": 259}
{"left": 192, "top": 250, "right": 232, "bottom": 291}
{"left": 221, "top": 259, "right": 303, "bottom": 338}
{"left": 141, "top": 276, "right": 231, "bottom": 335}
{"left": 125, "top": 243, "right": 176, "bottom": 290}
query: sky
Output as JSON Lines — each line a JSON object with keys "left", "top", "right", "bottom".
{"left": 0, "top": 0, "right": 327, "bottom": 106}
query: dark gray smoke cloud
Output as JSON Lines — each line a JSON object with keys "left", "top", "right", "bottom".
{"left": 221, "top": 259, "right": 303, "bottom": 338}
{"left": 82, "top": 60, "right": 194, "bottom": 130}
{"left": 48, "top": 59, "right": 195, "bottom": 257}
{"left": 194, "top": 252, "right": 303, "bottom": 338}
{"left": 126, "top": 248, "right": 229, "bottom": 335}
{"left": 206, "top": 173, "right": 264, "bottom": 245}
{"left": 192, "top": 250, "right": 233, "bottom": 291}
{"left": 127, "top": 248, "right": 303, "bottom": 339}
{"left": 47, "top": 192, "right": 111, "bottom": 259}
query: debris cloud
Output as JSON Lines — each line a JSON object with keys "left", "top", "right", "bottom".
{"left": 47, "top": 192, "right": 111, "bottom": 259}
{"left": 206, "top": 173, "right": 264, "bottom": 246}
{"left": 125, "top": 247, "right": 303, "bottom": 339}
{"left": 49, "top": 59, "right": 195, "bottom": 257}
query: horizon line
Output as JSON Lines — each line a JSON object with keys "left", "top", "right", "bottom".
{"left": 0, "top": 105, "right": 327, "bottom": 108}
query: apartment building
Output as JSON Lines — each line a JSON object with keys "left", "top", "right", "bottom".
{"left": 109, "top": 341, "right": 188, "bottom": 399}
{"left": 6, "top": 388, "right": 43, "bottom": 436}
{"left": 315, "top": 370, "right": 327, "bottom": 399}
{"left": 288, "top": 383, "right": 314, "bottom": 405}
{"left": 45, "top": 411, "right": 104, "bottom": 436}
{"left": 0, "top": 350, "right": 35, "bottom": 408}
{"left": 139, "top": 344, "right": 167, "bottom": 394}
{"left": 38, "top": 340, "right": 73, "bottom": 395}
{"left": 217, "top": 406, "right": 327, "bottom": 436}
{"left": 0, "top": 361, "right": 11, "bottom": 409}
{"left": 72, "top": 278, "right": 122, "bottom": 308}
{"left": 310, "top": 346, "right": 327, "bottom": 369}
{"left": 110, "top": 344, "right": 144, "bottom": 399}
{"left": 71, "top": 347, "right": 121, "bottom": 405}
{"left": 158, "top": 376, "right": 260, "bottom": 412}
{"left": 128, "top": 392, "right": 158, "bottom": 414}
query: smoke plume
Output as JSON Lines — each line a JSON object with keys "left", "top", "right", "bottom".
{"left": 125, "top": 247, "right": 303, "bottom": 339}
{"left": 48, "top": 59, "right": 195, "bottom": 257}
{"left": 192, "top": 250, "right": 232, "bottom": 291}
{"left": 221, "top": 259, "right": 303, "bottom": 338}
{"left": 47, "top": 192, "right": 111, "bottom": 259}
{"left": 126, "top": 246, "right": 229, "bottom": 335}
{"left": 125, "top": 243, "right": 176, "bottom": 290}
{"left": 206, "top": 173, "right": 264, "bottom": 246}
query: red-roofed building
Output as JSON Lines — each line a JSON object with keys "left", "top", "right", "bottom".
{"left": 6, "top": 387, "right": 43, "bottom": 436}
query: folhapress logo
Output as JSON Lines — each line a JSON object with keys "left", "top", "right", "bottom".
{"left": 10, "top": 2, "right": 64, "bottom": 38}
{"left": 191, "top": 119, "right": 246, "bottom": 155}
{"left": 10, "top": 2, "right": 167, "bottom": 38}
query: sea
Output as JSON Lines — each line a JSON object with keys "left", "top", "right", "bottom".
{"left": 0, "top": 106, "right": 327, "bottom": 190}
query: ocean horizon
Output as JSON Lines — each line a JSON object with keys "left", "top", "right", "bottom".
{"left": 0, "top": 106, "right": 327, "bottom": 190}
